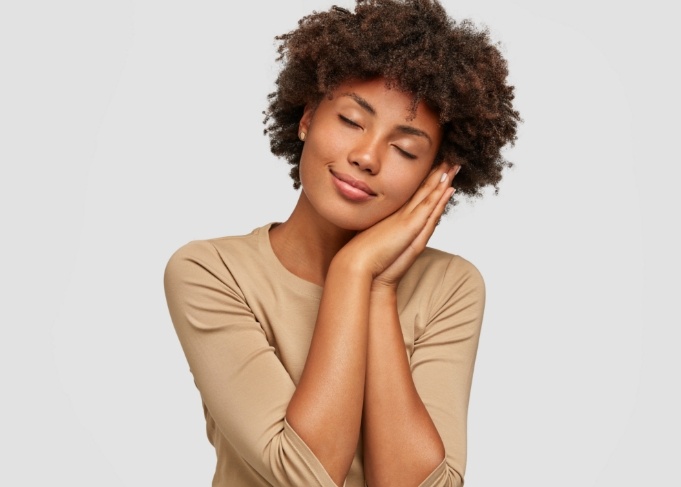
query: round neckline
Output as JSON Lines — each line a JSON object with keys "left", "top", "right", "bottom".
{"left": 259, "top": 222, "right": 323, "bottom": 298}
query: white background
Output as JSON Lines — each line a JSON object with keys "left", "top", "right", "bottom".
{"left": 1, "top": 0, "right": 679, "bottom": 485}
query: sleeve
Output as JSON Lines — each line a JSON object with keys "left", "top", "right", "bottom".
{"left": 410, "top": 256, "right": 485, "bottom": 487}
{"left": 163, "top": 240, "right": 340, "bottom": 487}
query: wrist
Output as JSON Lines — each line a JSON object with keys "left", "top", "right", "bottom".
{"left": 370, "top": 281, "right": 398, "bottom": 301}
{"left": 330, "top": 248, "right": 374, "bottom": 281}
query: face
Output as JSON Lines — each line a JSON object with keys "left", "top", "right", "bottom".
{"left": 297, "top": 78, "right": 443, "bottom": 231}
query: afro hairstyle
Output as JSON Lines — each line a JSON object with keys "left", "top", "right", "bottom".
{"left": 263, "top": 0, "right": 521, "bottom": 202}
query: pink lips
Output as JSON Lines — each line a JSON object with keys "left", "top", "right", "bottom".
{"left": 330, "top": 170, "right": 377, "bottom": 202}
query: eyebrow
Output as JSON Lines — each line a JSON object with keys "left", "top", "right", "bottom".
{"left": 396, "top": 124, "right": 433, "bottom": 146}
{"left": 341, "top": 92, "right": 433, "bottom": 146}
{"left": 343, "top": 92, "right": 377, "bottom": 115}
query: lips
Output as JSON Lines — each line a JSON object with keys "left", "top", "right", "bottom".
{"left": 330, "top": 170, "right": 377, "bottom": 196}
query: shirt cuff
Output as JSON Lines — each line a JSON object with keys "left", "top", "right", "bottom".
{"left": 284, "top": 418, "right": 347, "bottom": 487}
{"left": 417, "top": 457, "right": 463, "bottom": 487}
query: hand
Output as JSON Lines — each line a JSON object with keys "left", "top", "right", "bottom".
{"left": 372, "top": 163, "right": 458, "bottom": 290}
{"left": 337, "top": 162, "right": 458, "bottom": 288}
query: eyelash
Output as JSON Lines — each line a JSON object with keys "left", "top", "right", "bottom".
{"left": 338, "top": 114, "right": 417, "bottom": 160}
{"left": 339, "top": 114, "right": 361, "bottom": 128}
{"left": 395, "top": 146, "right": 417, "bottom": 159}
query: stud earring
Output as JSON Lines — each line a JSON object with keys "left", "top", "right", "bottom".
{"left": 299, "top": 132, "right": 306, "bottom": 141}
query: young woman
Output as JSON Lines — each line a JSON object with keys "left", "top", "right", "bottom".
{"left": 164, "top": 1, "right": 519, "bottom": 486}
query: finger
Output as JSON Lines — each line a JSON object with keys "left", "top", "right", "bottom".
{"left": 452, "top": 164, "right": 461, "bottom": 180}
{"left": 396, "top": 167, "right": 453, "bottom": 249}
{"left": 408, "top": 165, "right": 456, "bottom": 217}
{"left": 431, "top": 186, "right": 455, "bottom": 224}
{"left": 406, "top": 162, "right": 449, "bottom": 198}
{"left": 410, "top": 186, "right": 456, "bottom": 251}
{"left": 405, "top": 162, "right": 453, "bottom": 212}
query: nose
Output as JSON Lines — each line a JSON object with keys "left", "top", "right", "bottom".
{"left": 348, "top": 136, "right": 381, "bottom": 174}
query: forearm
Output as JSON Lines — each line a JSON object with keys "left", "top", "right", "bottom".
{"left": 286, "top": 254, "right": 373, "bottom": 485}
{"left": 363, "top": 288, "right": 445, "bottom": 487}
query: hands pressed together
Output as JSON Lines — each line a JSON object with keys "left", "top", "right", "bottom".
{"left": 287, "top": 162, "right": 461, "bottom": 487}
{"left": 340, "top": 162, "right": 459, "bottom": 291}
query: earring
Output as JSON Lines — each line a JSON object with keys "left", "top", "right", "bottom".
{"left": 299, "top": 131, "right": 306, "bottom": 141}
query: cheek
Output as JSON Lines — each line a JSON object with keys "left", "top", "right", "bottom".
{"left": 297, "top": 144, "right": 324, "bottom": 189}
{"left": 390, "top": 172, "right": 429, "bottom": 205}
{"left": 298, "top": 135, "right": 335, "bottom": 180}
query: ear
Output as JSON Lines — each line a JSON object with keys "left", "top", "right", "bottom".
{"left": 299, "top": 103, "right": 316, "bottom": 136}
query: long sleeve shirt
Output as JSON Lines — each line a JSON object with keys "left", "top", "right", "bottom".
{"left": 163, "top": 223, "right": 485, "bottom": 486}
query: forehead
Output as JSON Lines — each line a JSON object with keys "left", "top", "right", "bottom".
{"left": 325, "top": 78, "right": 440, "bottom": 131}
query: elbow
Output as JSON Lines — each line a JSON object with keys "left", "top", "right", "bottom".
{"left": 260, "top": 419, "right": 341, "bottom": 487}
{"left": 413, "top": 458, "right": 463, "bottom": 487}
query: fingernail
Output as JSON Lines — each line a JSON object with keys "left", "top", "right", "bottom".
{"left": 440, "top": 173, "right": 448, "bottom": 183}
{"left": 455, "top": 165, "right": 461, "bottom": 175}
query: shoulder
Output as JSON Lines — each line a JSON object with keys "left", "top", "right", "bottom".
{"left": 403, "top": 248, "right": 485, "bottom": 327}
{"left": 164, "top": 224, "right": 270, "bottom": 289}
{"left": 408, "top": 247, "right": 485, "bottom": 296}
{"left": 412, "top": 249, "right": 486, "bottom": 339}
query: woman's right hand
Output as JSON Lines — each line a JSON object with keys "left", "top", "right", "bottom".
{"left": 336, "top": 162, "right": 458, "bottom": 284}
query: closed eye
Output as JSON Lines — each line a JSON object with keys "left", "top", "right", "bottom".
{"left": 394, "top": 145, "right": 417, "bottom": 160}
{"left": 339, "top": 114, "right": 362, "bottom": 128}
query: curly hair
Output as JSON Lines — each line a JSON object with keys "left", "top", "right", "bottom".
{"left": 263, "top": 0, "right": 520, "bottom": 202}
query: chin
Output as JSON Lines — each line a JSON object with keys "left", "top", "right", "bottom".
{"left": 301, "top": 185, "right": 397, "bottom": 232}
{"left": 334, "top": 219, "right": 375, "bottom": 232}
{"left": 319, "top": 206, "right": 389, "bottom": 232}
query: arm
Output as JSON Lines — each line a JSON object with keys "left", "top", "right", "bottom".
{"left": 165, "top": 164, "right": 456, "bottom": 486}
{"left": 164, "top": 241, "right": 340, "bottom": 487}
{"left": 286, "top": 163, "right": 458, "bottom": 485}
{"left": 363, "top": 286, "right": 445, "bottom": 487}
{"left": 285, "top": 256, "right": 373, "bottom": 485}
{"left": 363, "top": 256, "right": 485, "bottom": 487}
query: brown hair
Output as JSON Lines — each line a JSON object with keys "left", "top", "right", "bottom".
{"left": 263, "top": 0, "right": 521, "bottom": 202}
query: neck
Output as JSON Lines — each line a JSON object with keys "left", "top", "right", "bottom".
{"left": 269, "top": 193, "right": 356, "bottom": 286}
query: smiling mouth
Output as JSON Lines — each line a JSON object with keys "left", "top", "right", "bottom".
{"left": 330, "top": 170, "right": 377, "bottom": 196}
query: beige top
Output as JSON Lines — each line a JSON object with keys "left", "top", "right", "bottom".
{"left": 164, "top": 223, "right": 485, "bottom": 487}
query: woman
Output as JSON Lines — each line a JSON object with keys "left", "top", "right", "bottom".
{"left": 164, "top": 1, "right": 519, "bottom": 486}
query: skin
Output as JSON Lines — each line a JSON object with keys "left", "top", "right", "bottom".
{"left": 269, "top": 77, "right": 459, "bottom": 486}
